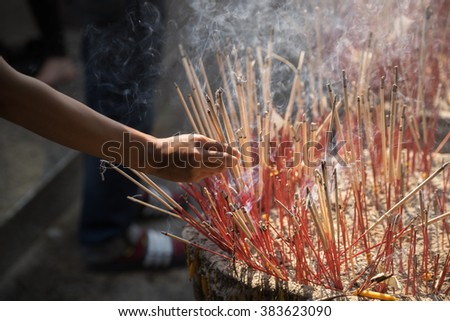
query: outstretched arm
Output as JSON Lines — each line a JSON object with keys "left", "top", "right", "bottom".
{"left": 0, "top": 57, "right": 239, "bottom": 182}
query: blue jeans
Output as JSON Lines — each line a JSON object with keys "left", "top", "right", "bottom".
{"left": 79, "top": 0, "right": 165, "bottom": 246}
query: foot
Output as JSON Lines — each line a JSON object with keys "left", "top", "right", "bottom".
{"left": 83, "top": 227, "right": 186, "bottom": 272}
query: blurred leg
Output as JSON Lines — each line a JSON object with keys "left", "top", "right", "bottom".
{"left": 79, "top": 1, "right": 165, "bottom": 262}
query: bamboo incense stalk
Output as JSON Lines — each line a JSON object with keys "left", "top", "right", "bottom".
{"left": 327, "top": 83, "right": 335, "bottom": 110}
{"left": 265, "top": 30, "right": 274, "bottom": 101}
{"left": 229, "top": 51, "right": 249, "bottom": 132}
{"left": 244, "top": 238, "right": 286, "bottom": 279}
{"left": 357, "top": 97, "right": 366, "bottom": 191}
{"left": 292, "top": 122, "right": 303, "bottom": 178}
{"left": 379, "top": 76, "right": 388, "bottom": 193}
{"left": 236, "top": 81, "right": 250, "bottom": 139}
{"left": 357, "top": 33, "right": 373, "bottom": 98}
{"left": 314, "top": 6, "right": 324, "bottom": 115}
{"left": 269, "top": 51, "right": 297, "bottom": 72}
{"left": 127, "top": 196, "right": 181, "bottom": 219}
{"left": 400, "top": 151, "right": 407, "bottom": 197}
{"left": 131, "top": 169, "right": 184, "bottom": 211}
{"left": 263, "top": 108, "right": 273, "bottom": 169}
{"left": 214, "top": 89, "right": 243, "bottom": 183}
{"left": 215, "top": 89, "right": 236, "bottom": 144}
{"left": 396, "top": 211, "right": 450, "bottom": 239}
{"left": 179, "top": 45, "right": 195, "bottom": 89}
{"left": 314, "top": 109, "right": 332, "bottom": 140}
{"left": 107, "top": 165, "right": 173, "bottom": 210}
{"left": 229, "top": 207, "right": 253, "bottom": 240}
{"left": 191, "top": 85, "right": 215, "bottom": 139}
{"left": 240, "top": 207, "right": 258, "bottom": 235}
{"left": 325, "top": 89, "right": 337, "bottom": 164}
{"left": 395, "top": 105, "right": 407, "bottom": 183}
{"left": 283, "top": 51, "right": 305, "bottom": 135}
{"left": 331, "top": 100, "right": 346, "bottom": 162}
{"left": 304, "top": 38, "right": 318, "bottom": 117}
{"left": 245, "top": 49, "right": 257, "bottom": 124}
{"left": 434, "top": 131, "right": 450, "bottom": 154}
{"left": 394, "top": 65, "right": 399, "bottom": 86}
{"left": 207, "top": 108, "right": 224, "bottom": 142}
{"left": 342, "top": 70, "right": 357, "bottom": 164}
{"left": 333, "top": 168, "right": 341, "bottom": 251}
{"left": 419, "top": 189, "right": 426, "bottom": 224}
{"left": 311, "top": 121, "right": 318, "bottom": 146}
{"left": 308, "top": 122, "right": 318, "bottom": 176}
{"left": 179, "top": 48, "right": 209, "bottom": 137}
{"left": 365, "top": 161, "right": 450, "bottom": 235}
{"left": 203, "top": 187, "right": 220, "bottom": 219}
{"left": 198, "top": 58, "right": 214, "bottom": 103}
{"left": 362, "top": 94, "right": 374, "bottom": 158}
{"left": 388, "top": 84, "right": 398, "bottom": 185}
{"left": 417, "top": 6, "right": 432, "bottom": 145}
{"left": 180, "top": 52, "right": 206, "bottom": 131}
{"left": 434, "top": 253, "right": 450, "bottom": 294}
{"left": 187, "top": 93, "right": 207, "bottom": 135}
{"left": 321, "top": 161, "right": 335, "bottom": 242}
{"left": 307, "top": 191, "right": 329, "bottom": 251}
{"left": 206, "top": 95, "right": 227, "bottom": 143}
{"left": 162, "top": 231, "right": 232, "bottom": 261}
{"left": 216, "top": 51, "right": 240, "bottom": 128}
{"left": 202, "top": 191, "right": 232, "bottom": 243}
{"left": 275, "top": 198, "right": 293, "bottom": 217}
{"left": 407, "top": 115, "right": 424, "bottom": 156}
{"left": 181, "top": 49, "right": 215, "bottom": 138}
{"left": 175, "top": 83, "right": 200, "bottom": 133}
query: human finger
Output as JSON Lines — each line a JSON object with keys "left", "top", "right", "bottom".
{"left": 203, "top": 141, "right": 241, "bottom": 159}
{"left": 201, "top": 149, "right": 239, "bottom": 169}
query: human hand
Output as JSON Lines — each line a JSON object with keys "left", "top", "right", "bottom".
{"left": 149, "top": 133, "right": 240, "bottom": 182}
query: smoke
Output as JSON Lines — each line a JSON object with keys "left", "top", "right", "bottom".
{"left": 80, "top": 0, "right": 447, "bottom": 134}
{"left": 168, "top": 0, "right": 447, "bottom": 107}
{"left": 184, "top": 1, "right": 428, "bottom": 55}
{"left": 82, "top": 0, "right": 165, "bottom": 131}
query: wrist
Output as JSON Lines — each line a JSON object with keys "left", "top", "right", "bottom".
{"left": 101, "top": 130, "right": 160, "bottom": 173}
{"left": 142, "top": 136, "right": 164, "bottom": 175}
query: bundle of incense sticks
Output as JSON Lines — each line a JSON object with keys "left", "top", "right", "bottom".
{"left": 113, "top": 34, "right": 449, "bottom": 299}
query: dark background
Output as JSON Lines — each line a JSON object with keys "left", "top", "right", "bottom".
{"left": 0, "top": 0, "right": 195, "bottom": 300}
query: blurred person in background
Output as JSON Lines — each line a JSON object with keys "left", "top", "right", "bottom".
{"left": 0, "top": 0, "right": 76, "bottom": 87}
{"left": 75, "top": 0, "right": 188, "bottom": 271}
